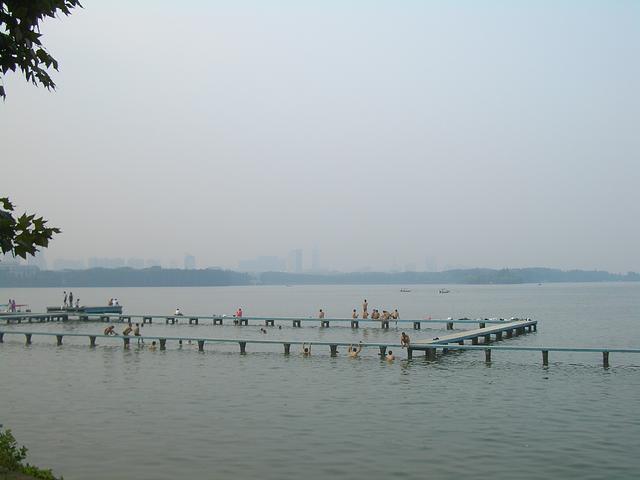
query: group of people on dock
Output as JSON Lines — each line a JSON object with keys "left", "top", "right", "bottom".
{"left": 107, "top": 298, "right": 119, "bottom": 306}
{"left": 317, "top": 300, "right": 399, "bottom": 322}
{"left": 4, "top": 299, "right": 18, "bottom": 312}
{"left": 63, "top": 291, "right": 79, "bottom": 308}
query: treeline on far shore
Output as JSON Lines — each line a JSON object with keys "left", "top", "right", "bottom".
{"left": 0, "top": 266, "right": 638, "bottom": 288}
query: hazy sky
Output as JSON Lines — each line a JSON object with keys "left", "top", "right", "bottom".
{"left": 2, "top": 1, "right": 639, "bottom": 272}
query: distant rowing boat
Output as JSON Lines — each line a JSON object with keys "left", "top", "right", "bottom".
{"left": 400, "top": 288, "right": 411, "bottom": 293}
{"left": 439, "top": 289, "right": 450, "bottom": 294}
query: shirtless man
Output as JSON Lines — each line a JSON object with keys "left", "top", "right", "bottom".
{"left": 386, "top": 350, "right": 395, "bottom": 361}
{"left": 400, "top": 332, "right": 410, "bottom": 348}
{"left": 348, "top": 342, "right": 363, "bottom": 358}
{"left": 103, "top": 325, "right": 117, "bottom": 336}
{"left": 381, "top": 310, "right": 390, "bottom": 321}
{"left": 122, "top": 324, "right": 133, "bottom": 336}
{"left": 351, "top": 309, "right": 358, "bottom": 319}
{"left": 391, "top": 309, "right": 399, "bottom": 320}
{"left": 149, "top": 341, "right": 157, "bottom": 351}
{"left": 302, "top": 343, "right": 312, "bottom": 356}
{"left": 134, "top": 323, "right": 143, "bottom": 344}
{"left": 318, "top": 309, "right": 325, "bottom": 319}
{"left": 362, "top": 299, "right": 368, "bottom": 317}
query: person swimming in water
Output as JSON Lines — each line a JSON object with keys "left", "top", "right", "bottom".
{"left": 302, "top": 343, "right": 312, "bottom": 356}
{"left": 386, "top": 350, "right": 395, "bottom": 361}
{"left": 352, "top": 309, "right": 358, "bottom": 319}
{"left": 348, "top": 342, "right": 363, "bottom": 358}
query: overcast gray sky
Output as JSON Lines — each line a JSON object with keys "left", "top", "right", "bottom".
{"left": 2, "top": 0, "right": 639, "bottom": 272}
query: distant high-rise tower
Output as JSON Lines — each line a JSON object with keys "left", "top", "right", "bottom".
{"left": 288, "top": 249, "right": 303, "bottom": 273}
{"left": 184, "top": 254, "right": 196, "bottom": 270}
{"left": 311, "top": 247, "right": 320, "bottom": 271}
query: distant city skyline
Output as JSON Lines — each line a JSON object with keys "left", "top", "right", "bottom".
{"left": 2, "top": 1, "right": 639, "bottom": 273}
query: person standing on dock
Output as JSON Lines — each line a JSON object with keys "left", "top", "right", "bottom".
{"left": 123, "top": 324, "right": 133, "bottom": 336}
{"left": 68, "top": 292, "right": 73, "bottom": 308}
{"left": 63, "top": 291, "right": 67, "bottom": 307}
{"left": 318, "top": 309, "right": 325, "bottom": 319}
{"left": 400, "top": 332, "right": 410, "bottom": 348}
{"left": 362, "top": 299, "right": 368, "bottom": 317}
{"left": 352, "top": 309, "right": 358, "bottom": 319}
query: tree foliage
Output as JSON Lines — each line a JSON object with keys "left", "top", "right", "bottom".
{"left": 0, "top": 427, "right": 62, "bottom": 479}
{"left": 0, "top": 197, "right": 60, "bottom": 260}
{"left": 0, "top": 0, "right": 82, "bottom": 99}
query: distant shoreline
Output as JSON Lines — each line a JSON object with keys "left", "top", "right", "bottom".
{"left": 0, "top": 266, "right": 637, "bottom": 288}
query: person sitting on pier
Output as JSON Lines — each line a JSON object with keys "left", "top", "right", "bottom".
{"left": 104, "top": 325, "right": 117, "bottom": 336}
{"left": 302, "top": 343, "right": 312, "bottom": 356}
{"left": 75, "top": 299, "right": 80, "bottom": 308}
{"left": 371, "top": 310, "right": 380, "bottom": 320}
{"left": 391, "top": 309, "right": 399, "bottom": 320}
{"left": 235, "top": 307, "right": 243, "bottom": 318}
{"left": 400, "top": 332, "right": 410, "bottom": 348}
{"left": 318, "top": 309, "right": 325, "bottom": 319}
{"left": 122, "top": 324, "right": 133, "bottom": 336}
{"left": 175, "top": 308, "right": 183, "bottom": 316}
{"left": 352, "top": 309, "right": 358, "bottom": 319}
{"left": 381, "top": 310, "right": 391, "bottom": 321}
{"left": 348, "top": 342, "right": 363, "bottom": 358}
{"left": 108, "top": 298, "right": 113, "bottom": 306}
{"left": 386, "top": 350, "right": 395, "bottom": 361}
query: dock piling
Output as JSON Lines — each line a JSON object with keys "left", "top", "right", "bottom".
{"left": 293, "top": 320, "right": 301, "bottom": 327}
{"left": 189, "top": 317, "right": 199, "bottom": 325}
{"left": 159, "top": 339, "right": 166, "bottom": 350}
{"left": 485, "top": 349, "right": 492, "bottom": 363}
{"left": 351, "top": 320, "right": 359, "bottom": 328}
{"left": 143, "top": 316, "right": 152, "bottom": 324}
{"left": 25, "top": 333, "right": 32, "bottom": 345}
{"left": 89, "top": 336, "right": 96, "bottom": 347}
{"left": 56, "top": 335, "right": 63, "bottom": 346}
{"left": 413, "top": 322, "right": 421, "bottom": 330}
{"left": 496, "top": 332, "right": 503, "bottom": 341}
{"left": 603, "top": 351, "right": 610, "bottom": 368}
{"left": 381, "top": 320, "right": 389, "bottom": 329}
{"left": 479, "top": 322, "right": 486, "bottom": 329}
{"left": 446, "top": 322, "right": 454, "bottom": 330}
{"left": 542, "top": 350, "right": 549, "bottom": 366}
{"left": 198, "top": 340, "right": 205, "bottom": 351}
{"left": 239, "top": 341, "right": 246, "bottom": 354}
{"left": 426, "top": 348, "right": 436, "bottom": 361}
{"left": 123, "top": 337, "right": 130, "bottom": 348}
{"left": 407, "top": 348, "right": 413, "bottom": 359}
{"left": 330, "top": 344, "right": 338, "bottom": 356}
{"left": 284, "top": 343, "right": 291, "bottom": 355}
{"left": 484, "top": 334, "right": 491, "bottom": 344}
{"left": 472, "top": 337, "right": 478, "bottom": 345}
{"left": 0, "top": 332, "right": 3, "bottom": 343}
{"left": 379, "top": 346, "right": 387, "bottom": 356}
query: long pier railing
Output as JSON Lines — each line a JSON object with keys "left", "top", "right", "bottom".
{"left": 0, "top": 312, "right": 526, "bottom": 330}
{"left": 3, "top": 318, "right": 638, "bottom": 367}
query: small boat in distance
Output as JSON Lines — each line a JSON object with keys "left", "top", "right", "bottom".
{"left": 400, "top": 288, "right": 412, "bottom": 293}
{"left": 438, "top": 288, "right": 450, "bottom": 294}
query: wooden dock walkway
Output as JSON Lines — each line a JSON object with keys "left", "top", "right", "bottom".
{"left": 0, "top": 312, "right": 525, "bottom": 330}
{"left": 0, "top": 326, "right": 638, "bottom": 367}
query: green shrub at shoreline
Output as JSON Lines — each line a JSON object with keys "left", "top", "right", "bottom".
{"left": 0, "top": 427, "right": 62, "bottom": 480}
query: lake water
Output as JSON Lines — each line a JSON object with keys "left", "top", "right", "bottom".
{"left": 1, "top": 283, "right": 639, "bottom": 479}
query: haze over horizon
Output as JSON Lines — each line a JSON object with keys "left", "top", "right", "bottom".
{"left": 2, "top": 1, "right": 639, "bottom": 273}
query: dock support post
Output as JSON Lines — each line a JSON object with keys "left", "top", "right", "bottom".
{"left": 542, "top": 350, "right": 549, "bottom": 366}
{"left": 143, "top": 316, "right": 152, "bottom": 324}
{"left": 0, "top": 332, "right": 3, "bottom": 343}
{"left": 159, "top": 339, "right": 166, "bottom": 350}
{"left": 484, "top": 334, "right": 491, "bottom": 344}
{"left": 213, "top": 317, "right": 222, "bottom": 325}
{"left": 496, "top": 332, "right": 503, "bottom": 341}
{"left": 379, "top": 346, "right": 387, "bottom": 357}
{"left": 165, "top": 317, "right": 170, "bottom": 324}
{"left": 426, "top": 348, "right": 436, "bottom": 361}
{"left": 189, "top": 317, "right": 199, "bottom": 325}
{"left": 446, "top": 322, "right": 453, "bottom": 330}
{"left": 381, "top": 320, "right": 389, "bottom": 329}
{"left": 239, "top": 342, "right": 246, "bottom": 354}
{"left": 330, "top": 344, "right": 338, "bottom": 356}
{"left": 413, "top": 322, "right": 421, "bottom": 330}
{"left": 56, "top": 335, "right": 63, "bottom": 346}
{"left": 293, "top": 320, "right": 301, "bottom": 327}
{"left": 89, "top": 336, "right": 96, "bottom": 347}
{"left": 485, "top": 349, "right": 492, "bottom": 363}
{"left": 472, "top": 337, "right": 478, "bottom": 345}
{"left": 123, "top": 337, "right": 130, "bottom": 348}
{"left": 25, "top": 333, "right": 32, "bottom": 345}
{"left": 458, "top": 340, "right": 464, "bottom": 345}
{"left": 603, "top": 351, "right": 609, "bottom": 368}
{"left": 533, "top": 324, "right": 537, "bottom": 332}
{"left": 198, "top": 340, "right": 205, "bottom": 352}
{"left": 351, "top": 320, "right": 359, "bottom": 328}
{"left": 407, "top": 348, "right": 413, "bottom": 359}
{"left": 506, "top": 329, "right": 513, "bottom": 338}
{"left": 479, "top": 322, "right": 486, "bottom": 329}
{"left": 284, "top": 343, "right": 291, "bottom": 355}
{"left": 321, "top": 320, "right": 329, "bottom": 328}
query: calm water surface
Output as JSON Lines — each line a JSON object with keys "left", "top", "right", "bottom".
{"left": 1, "top": 283, "right": 639, "bottom": 479}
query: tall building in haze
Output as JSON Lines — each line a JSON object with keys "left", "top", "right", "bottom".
{"left": 184, "top": 254, "right": 196, "bottom": 270}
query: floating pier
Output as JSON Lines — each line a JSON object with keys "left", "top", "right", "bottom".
{"left": 1, "top": 312, "right": 522, "bottom": 330}
{"left": 0, "top": 323, "right": 638, "bottom": 367}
